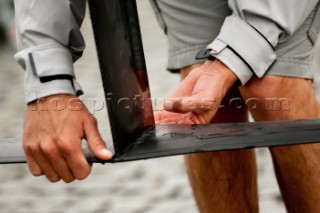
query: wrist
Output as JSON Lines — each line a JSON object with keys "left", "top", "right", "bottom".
{"left": 27, "top": 94, "right": 83, "bottom": 112}
{"left": 205, "top": 59, "right": 238, "bottom": 85}
{"left": 202, "top": 59, "right": 238, "bottom": 97}
{"left": 28, "top": 94, "right": 77, "bottom": 104}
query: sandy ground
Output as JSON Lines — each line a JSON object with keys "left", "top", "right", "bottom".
{"left": 0, "top": 1, "right": 319, "bottom": 212}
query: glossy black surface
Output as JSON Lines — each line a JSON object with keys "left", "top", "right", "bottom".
{"left": 88, "top": 0, "right": 154, "bottom": 157}
{"left": 96, "top": 119, "right": 320, "bottom": 162}
{"left": 2, "top": 119, "right": 320, "bottom": 164}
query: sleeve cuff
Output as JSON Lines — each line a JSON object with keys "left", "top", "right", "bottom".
{"left": 207, "top": 15, "right": 277, "bottom": 82}
{"left": 208, "top": 40, "right": 253, "bottom": 84}
{"left": 25, "top": 79, "right": 83, "bottom": 103}
{"left": 14, "top": 44, "right": 83, "bottom": 103}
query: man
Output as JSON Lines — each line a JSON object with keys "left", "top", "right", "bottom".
{"left": 14, "top": 0, "right": 320, "bottom": 212}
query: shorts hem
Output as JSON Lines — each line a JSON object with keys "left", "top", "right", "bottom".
{"left": 266, "top": 59, "right": 314, "bottom": 79}
{"left": 166, "top": 45, "right": 316, "bottom": 80}
{"left": 167, "top": 45, "right": 208, "bottom": 72}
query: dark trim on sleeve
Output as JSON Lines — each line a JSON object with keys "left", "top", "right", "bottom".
{"left": 28, "top": 53, "right": 38, "bottom": 76}
{"left": 39, "top": 74, "right": 74, "bottom": 89}
{"left": 226, "top": 45, "right": 255, "bottom": 73}
{"left": 250, "top": 25, "right": 275, "bottom": 50}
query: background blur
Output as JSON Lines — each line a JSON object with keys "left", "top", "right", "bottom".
{"left": 0, "top": 1, "right": 319, "bottom": 212}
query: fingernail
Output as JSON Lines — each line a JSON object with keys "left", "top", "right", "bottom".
{"left": 101, "top": 149, "right": 113, "bottom": 158}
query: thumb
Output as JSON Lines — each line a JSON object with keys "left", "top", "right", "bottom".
{"left": 83, "top": 117, "right": 113, "bottom": 160}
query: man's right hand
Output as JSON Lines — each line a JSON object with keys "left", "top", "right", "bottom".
{"left": 23, "top": 94, "right": 112, "bottom": 183}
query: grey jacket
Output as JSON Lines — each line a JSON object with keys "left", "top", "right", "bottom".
{"left": 14, "top": 0, "right": 319, "bottom": 103}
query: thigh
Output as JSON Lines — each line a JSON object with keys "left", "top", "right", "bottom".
{"left": 150, "top": 0, "right": 231, "bottom": 71}
{"left": 240, "top": 76, "right": 320, "bottom": 121}
{"left": 241, "top": 76, "right": 320, "bottom": 213}
{"left": 181, "top": 65, "right": 258, "bottom": 213}
{"left": 184, "top": 89, "right": 257, "bottom": 213}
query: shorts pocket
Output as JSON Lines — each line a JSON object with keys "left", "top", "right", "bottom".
{"left": 149, "top": 0, "right": 167, "bottom": 34}
{"left": 308, "top": 3, "right": 320, "bottom": 45}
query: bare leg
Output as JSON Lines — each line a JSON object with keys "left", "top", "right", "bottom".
{"left": 240, "top": 76, "right": 320, "bottom": 213}
{"left": 182, "top": 65, "right": 259, "bottom": 213}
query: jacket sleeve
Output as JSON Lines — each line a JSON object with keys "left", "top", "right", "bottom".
{"left": 14, "top": 0, "right": 87, "bottom": 103}
{"left": 207, "top": 0, "right": 319, "bottom": 84}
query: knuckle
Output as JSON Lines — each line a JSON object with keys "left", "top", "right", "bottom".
{"left": 49, "top": 177, "right": 61, "bottom": 183}
{"left": 46, "top": 174, "right": 61, "bottom": 183}
{"left": 63, "top": 177, "right": 75, "bottom": 184}
{"left": 174, "top": 101, "right": 186, "bottom": 112}
{"left": 58, "top": 142, "right": 73, "bottom": 153}
{"left": 76, "top": 175, "right": 87, "bottom": 181}
{"left": 75, "top": 165, "right": 91, "bottom": 181}
{"left": 31, "top": 171, "right": 43, "bottom": 177}
{"left": 89, "top": 116, "right": 98, "bottom": 125}
{"left": 90, "top": 137, "right": 104, "bottom": 148}
{"left": 40, "top": 142, "right": 54, "bottom": 156}
{"left": 22, "top": 142, "right": 32, "bottom": 152}
{"left": 76, "top": 170, "right": 90, "bottom": 181}
{"left": 83, "top": 114, "right": 97, "bottom": 124}
{"left": 56, "top": 136, "right": 77, "bottom": 153}
{"left": 23, "top": 142, "right": 40, "bottom": 153}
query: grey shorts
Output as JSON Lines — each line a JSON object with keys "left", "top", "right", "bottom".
{"left": 150, "top": 0, "right": 320, "bottom": 80}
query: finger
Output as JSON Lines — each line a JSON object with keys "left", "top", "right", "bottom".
{"left": 40, "top": 141, "right": 75, "bottom": 183}
{"left": 165, "top": 74, "right": 222, "bottom": 114}
{"left": 163, "top": 70, "right": 204, "bottom": 113}
{"left": 164, "top": 95, "right": 219, "bottom": 113}
{"left": 55, "top": 136, "right": 92, "bottom": 181}
{"left": 164, "top": 97, "right": 190, "bottom": 113}
{"left": 156, "top": 118, "right": 194, "bottom": 124}
{"left": 83, "top": 116, "right": 113, "bottom": 160}
{"left": 62, "top": 143, "right": 92, "bottom": 180}
{"left": 30, "top": 144, "right": 61, "bottom": 182}
{"left": 155, "top": 119, "right": 178, "bottom": 124}
{"left": 154, "top": 111, "right": 171, "bottom": 123}
{"left": 166, "top": 66, "right": 227, "bottom": 114}
{"left": 53, "top": 156, "right": 75, "bottom": 183}
{"left": 67, "top": 154, "right": 92, "bottom": 181}
{"left": 23, "top": 144, "right": 43, "bottom": 177}
{"left": 154, "top": 112, "right": 161, "bottom": 122}
{"left": 167, "top": 70, "right": 201, "bottom": 99}
{"left": 154, "top": 111, "right": 195, "bottom": 124}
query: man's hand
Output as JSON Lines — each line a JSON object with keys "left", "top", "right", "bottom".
{"left": 155, "top": 60, "right": 238, "bottom": 124}
{"left": 23, "top": 94, "right": 112, "bottom": 183}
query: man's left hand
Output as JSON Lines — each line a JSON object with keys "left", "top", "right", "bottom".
{"left": 155, "top": 60, "right": 238, "bottom": 124}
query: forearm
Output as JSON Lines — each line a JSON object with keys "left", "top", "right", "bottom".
{"left": 204, "top": 59, "right": 238, "bottom": 96}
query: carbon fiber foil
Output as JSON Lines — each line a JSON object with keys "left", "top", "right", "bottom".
{"left": 1, "top": 119, "right": 320, "bottom": 164}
